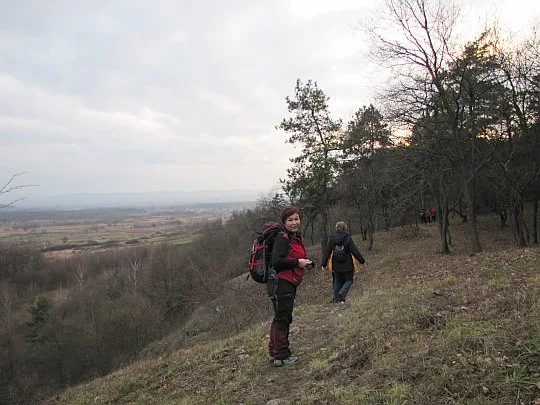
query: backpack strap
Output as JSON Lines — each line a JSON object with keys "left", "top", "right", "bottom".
{"left": 272, "top": 231, "right": 292, "bottom": 273}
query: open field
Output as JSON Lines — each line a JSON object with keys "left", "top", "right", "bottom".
{"left": 0, "top": 207, "right": 230, "bottom": 256}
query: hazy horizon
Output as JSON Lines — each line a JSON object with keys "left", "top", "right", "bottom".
{"left": 10, "top": 188, "right": 266, "bottom": 210}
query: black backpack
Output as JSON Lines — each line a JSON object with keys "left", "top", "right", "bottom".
{"left": 248, "top": 222, "right": 288, "bottom": 283}
{"left": 332, "top": 237, "right": 349, "bottom": 263}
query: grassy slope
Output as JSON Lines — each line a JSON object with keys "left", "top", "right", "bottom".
{"left": 47, "top": 217, "right": 540, "bottom": 405}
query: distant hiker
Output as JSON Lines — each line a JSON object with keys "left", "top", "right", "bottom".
{"left": 267, "top": 205, "right": 313, "bottom": 367}
{"left": 321, "top": 221, "right": 365, "bottom": 303}
{"left": 430, "top": 207, "right": 437, "bottom": 222}
{"left": 425, "top": 208, "right": 432, "bottom": 223}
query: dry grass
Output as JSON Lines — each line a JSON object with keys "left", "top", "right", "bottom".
{"left": 46, "top": 215, "right": 540, "bottom": 405}
{"left": 0, "top": 212, "right": 225, "bottom": 256}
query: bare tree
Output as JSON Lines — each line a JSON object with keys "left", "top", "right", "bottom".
{"left": 0, "top": 283, "right": 16, "bottom": 381}
{"left": 495, "top": 32, "right": 540, "bottom": 246}
{"left": 0, "top": 172, "right": 36, "bottom": 209}
{"left": 143, "top": 243, "right": 185, "bottom": 318}
{"left": 124, "top": 248, "right": 143, "bottom": 294}
{"left": 74, "top": 261, "right": 88, "bottom": 313}
{"left": 365, "top": 0, "right": 508, "bottom": 253}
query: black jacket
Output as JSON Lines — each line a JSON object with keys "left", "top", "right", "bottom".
{"left": 321, "top": 230, "right": 365, "bottom": 273}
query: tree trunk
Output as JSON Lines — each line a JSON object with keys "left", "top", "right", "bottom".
{"left": 446, "top": 218, "right": 452, "bottom": 247}
{"left": 358, "top": 215, "right": 367, "bottom": 240}
{"left": 91, "top": 294, "right": 102, "bottom": 373}
{"left": 511, "top": 203, "right": 528, "bottom": 247}
{"left": 533, "top": 198, "right": 538, "bottom": 245}
{"left": 435, "top": 174, "right": 451, "bottom": 253}
{"left": 439, "top": 203, "right": 450, "bottom": 253}
{"left": 302, "top": 218, "right": 315, "bottom": 246}
{"left": 367, "top": 218, "right": 374, "bottom": 251}
{"left": 320, "top": 210, "right": 329, "bottom": 256}
{"left": 455, "top": 196, "right": 468, "bottom": 222}
{"left": 6, "top": 337, "right": 14, "bottom": 381}
{"left": 382, "top": 200, "right": 390, "bottom": 231}
{"left": 52, "top": 335, "right": 65, "bottom": 385}
{"left": 461, "top": 175, "right": 482, "bottom": 253}
{"left": 302, "top": 218, "right": 310, "bottom": 243}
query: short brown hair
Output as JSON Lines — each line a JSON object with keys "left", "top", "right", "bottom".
{"left": 280, "top": 205, "right": 302, "bottom": 223}
{"left": 335, "top": 221, "right": 347, "bottom": 231}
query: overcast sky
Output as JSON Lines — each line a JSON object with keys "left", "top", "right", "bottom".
{"left": 1, "top": 0, "right": 539, "bottom": 201}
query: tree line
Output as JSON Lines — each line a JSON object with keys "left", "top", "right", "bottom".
{"left": 0, "top": 215, "right": 244, "bottom": 403}
{"left": 277, "top": 0, "right": 539, "bottom": 254}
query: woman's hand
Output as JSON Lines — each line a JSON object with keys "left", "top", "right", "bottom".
{"left": 298, "top": 258, "right": 312, "bottom": 268}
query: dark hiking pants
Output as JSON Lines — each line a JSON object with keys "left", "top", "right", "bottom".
{"left": 333, "top": 271, "right": 354, "bottom": 300}
{"left": 267, "top": 278, "right": 296, "bottom": 360}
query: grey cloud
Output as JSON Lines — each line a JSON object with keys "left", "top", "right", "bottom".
{"left": 0, "top": 0, "right": 385, "bottom": 199}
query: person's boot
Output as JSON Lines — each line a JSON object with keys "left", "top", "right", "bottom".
{"left": 273, "top": 355, "right": 301, "bottom": 367}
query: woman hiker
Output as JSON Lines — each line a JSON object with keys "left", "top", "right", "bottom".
{"left": 267, "top": 205, "right": 313, "bottom": 367}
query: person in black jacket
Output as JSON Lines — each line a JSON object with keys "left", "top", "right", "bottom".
{"left": 321, "top": 221, "right": 365, "bottom": 303}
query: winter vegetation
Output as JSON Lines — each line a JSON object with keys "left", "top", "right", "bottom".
{"left": 38, "top": 214, "right": 540, "bottom": 405}
{"left": 1, "top": 0, "right": 539, "bottom": 403}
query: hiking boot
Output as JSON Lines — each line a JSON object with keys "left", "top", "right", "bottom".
{"left": 273, "top": 355, "right": 301, "bottom": 367}
{"left": 336, "top": 293, "right": 345, "bottom": 302}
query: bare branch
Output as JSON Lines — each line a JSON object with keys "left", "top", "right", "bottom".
{"left": 0, "top": 172, "right": 39, "bottom": 209}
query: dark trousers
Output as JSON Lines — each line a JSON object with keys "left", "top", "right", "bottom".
{"left": 332, "top": 271, "right": 354, "bottom": 300}
{"left": 267, "top": 278, "right": 296, "bottom": 360}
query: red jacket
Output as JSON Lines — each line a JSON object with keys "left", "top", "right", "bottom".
{"left": 271, "top": 231, "right": 307, "bottom": 286}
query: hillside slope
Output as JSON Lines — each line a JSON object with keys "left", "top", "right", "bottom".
{"left": 47, "top": 217, "right": 540, "bottom": 405}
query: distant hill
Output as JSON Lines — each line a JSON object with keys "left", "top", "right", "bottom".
{"left": 13, "top": 189, "right": 264, "bottom": 210}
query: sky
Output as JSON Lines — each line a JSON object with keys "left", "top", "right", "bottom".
{"left": 1, "top": 0, "right": 539, "bottom": 204}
